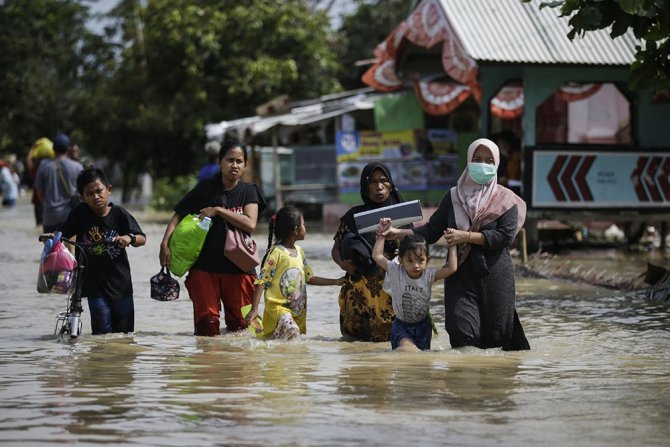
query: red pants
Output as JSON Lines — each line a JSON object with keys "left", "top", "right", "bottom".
{"left": 185, "top": 269, "right": 255, "bottom": 336}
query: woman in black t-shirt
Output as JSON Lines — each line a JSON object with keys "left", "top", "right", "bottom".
{"left": 159, "top": 140, "right": 266, "bottom": 336}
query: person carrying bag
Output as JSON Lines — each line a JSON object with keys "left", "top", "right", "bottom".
{"left": 158, "top": 139, "right": 266, "bottom": 336}
{"left": 55, "top": 160, "right": 82, "bottom": 209}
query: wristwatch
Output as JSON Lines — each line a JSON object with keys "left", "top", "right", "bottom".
{"left": 128, "top": 233, "right": 137, "bottom": 246}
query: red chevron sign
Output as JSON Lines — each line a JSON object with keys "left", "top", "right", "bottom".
{"left": 547, "top": 155, "right": 595, "bottom": 201}
{"left": 631, "top": 156, "right": 670, "bottom": 202}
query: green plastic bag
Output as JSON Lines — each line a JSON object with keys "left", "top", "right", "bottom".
{"left": 168, "top": 214, "right": 210, "bottom": 277}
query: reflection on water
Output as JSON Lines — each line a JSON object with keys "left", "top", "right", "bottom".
{"left": 1, "top": 202, "right": 669, "bottom": 446}
{"left": 336, "top": 354, "right": 520, "bottom": 415}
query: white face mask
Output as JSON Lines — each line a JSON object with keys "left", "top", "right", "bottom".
{"left": 467, "top": 162, "right": 497, "bottom": 185}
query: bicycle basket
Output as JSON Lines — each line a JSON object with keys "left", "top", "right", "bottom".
{"left": 150, "top": 267, "right": 180, "bottom": 301}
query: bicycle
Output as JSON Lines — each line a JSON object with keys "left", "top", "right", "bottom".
{"left": 38, "top": 235, "right": 117, "bottom": 343}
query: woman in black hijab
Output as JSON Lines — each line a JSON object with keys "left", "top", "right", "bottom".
{"left": 331, "top": 163, "right": 407, "bottom": 341}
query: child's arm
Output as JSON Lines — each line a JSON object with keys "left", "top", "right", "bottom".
{"left": 372, "top": 218, "right": 392, "bottom": 271}
{"left": 435, "top": 238, "right": 458, "bottom": 281}
{"left": 113, "top": 233, "right": 146, "bottom": 249}
{"left": 245, "top": 284, "right": 264, "bottom": 324}
{"left": 132, "top": 234, "right": 146, "bottom": 247}
{"left": 308, "top": 276, "right": 346, "bottom": 286}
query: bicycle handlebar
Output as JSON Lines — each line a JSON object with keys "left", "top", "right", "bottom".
{"left": 38, "top": 235, "right": 120, "bottom": 247}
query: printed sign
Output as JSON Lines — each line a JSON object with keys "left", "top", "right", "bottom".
{"left": 336, "top": 129, "right": 460, "bottom": 195}
{"left": 427, "top": 129, "right": 458, "bottom": 155}
{"left": 336, "top": 130, "right": 417, "bottom": 162}
{"left": 531, "top": 149, "right": 670, "bottom": 208}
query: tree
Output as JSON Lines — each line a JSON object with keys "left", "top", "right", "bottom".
{"left": 335, "top": 0, "right": 415, "bottom": 90}
{"left": 529, "top": 0, "right": 670, "bottom": 92}
{"left": 0, "top": 0, "right": 343, "bottom": 199}
{"left": 0, "top": 0, "right": 109, "bottom": 153}
{"left": 91, "top": 0, "right": 342, "bottom": 187}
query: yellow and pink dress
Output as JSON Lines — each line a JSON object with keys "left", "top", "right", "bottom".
{"left": 255, "top": 244, "right": 314, "bottom": 339}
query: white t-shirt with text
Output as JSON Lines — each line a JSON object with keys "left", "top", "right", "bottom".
{"left": 383, "top": 260, "right": 436, "bottom": 324}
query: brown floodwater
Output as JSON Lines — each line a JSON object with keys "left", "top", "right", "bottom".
{"left": 1, "top": 200, "right": 668, "bottom": 446}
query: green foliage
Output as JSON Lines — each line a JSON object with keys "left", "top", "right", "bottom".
{"left": 0, "top": 0, "right": 341, "bottom": 197}
{"left": 151, "top": 175, "right": 197, "bottom": 211}
{"left": 0, "top": 0, "right": 108, "bottom": 151}
{"left": 531, "top": 0, "right": 670, "bottom": 92}
{"left": 98, "top": 0, "right": 342, "bottom": 182}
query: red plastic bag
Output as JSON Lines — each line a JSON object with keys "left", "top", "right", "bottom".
{"left": 37, "top": 240, "right": 77, "bottom": 294}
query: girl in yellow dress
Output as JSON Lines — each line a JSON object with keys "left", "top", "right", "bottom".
{"left": 245, "top": 206, "right": 345, "bottom": 340}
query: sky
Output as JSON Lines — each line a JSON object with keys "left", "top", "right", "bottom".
{"left": 88, "top": 0, "right": 116, "bottom": 15}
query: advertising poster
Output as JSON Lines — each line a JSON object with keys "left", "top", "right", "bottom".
{"left": 336, "top": 130, "right": 418, "bottom": 162}
{"left": 427, "top": 129, "right": 458, "bottom": 155}
{"left": 358, "top": 131, "right": 384, "bottom": 159}
{"left": 336, "top": 131, "right": 361, "bottom": 162}
{"left": 337, "top": 161, "right": 367, "bottom": 193}
{"left": 387, "top": 160, "right": 428, "bottom": 191}
{"left": 336, "top": 128, "right": 459, "bottom": 195}
{"left": 428, "top": 155, "right": 460, "bottom": 187}
{"left": 378, "top": 130, "right": 417, "bottom": 159}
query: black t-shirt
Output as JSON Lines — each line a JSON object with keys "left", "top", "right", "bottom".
{"left": 60, "top": 203, "right": 145, "bottom": 300}
{"left": 173, "top": 178, "right": 265, "bottom": 273}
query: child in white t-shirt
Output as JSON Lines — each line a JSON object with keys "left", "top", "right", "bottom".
{"left": 372, "top": 218, "right": 457, "bottom": 351}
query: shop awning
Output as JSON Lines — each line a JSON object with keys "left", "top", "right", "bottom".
{"left": 205, "top": 90, "right": 379, "bottom": 141}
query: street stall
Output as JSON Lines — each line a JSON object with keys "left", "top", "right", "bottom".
{"left": 205, "top": 87, "right": 479, "bottom": 222}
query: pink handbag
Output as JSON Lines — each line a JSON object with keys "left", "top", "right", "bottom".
{"left": 224, "top": 225, "right": 260, "bottom": 271}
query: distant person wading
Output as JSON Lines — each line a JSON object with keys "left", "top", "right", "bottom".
{"left": 34, "top": 134, "right": 83, "bottom": 233}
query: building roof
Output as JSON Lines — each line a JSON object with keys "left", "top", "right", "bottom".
{"left": 205, "top": 88, "right": 382, "bottom": 141}
{"left": 444, "top": 0, "right": 637, "bottom": 65}
{"left": 362, "top": 0, "right": 639, "bottom": 114}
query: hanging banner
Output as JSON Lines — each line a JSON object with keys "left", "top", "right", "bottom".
{"left": 374, "top": 93, "right": 425, "bottom": 132}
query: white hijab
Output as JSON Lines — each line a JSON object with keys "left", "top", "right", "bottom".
{"left": 451, "top": 138, "right": 526, "bottom": 234}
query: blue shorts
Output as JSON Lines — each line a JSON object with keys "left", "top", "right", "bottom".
{"left": 87, "top": 296, "right": 134, "bottom": 335}
{"left": 391, "top": 316, "right": 432, "bottom": 351}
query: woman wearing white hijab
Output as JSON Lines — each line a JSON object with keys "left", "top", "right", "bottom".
{"left": 383, "top": 138, "right": 530, "bottom": 350}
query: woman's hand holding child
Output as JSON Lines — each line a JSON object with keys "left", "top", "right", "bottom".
{"left": 444, "top": 227, "right": 474, "bottom": 247}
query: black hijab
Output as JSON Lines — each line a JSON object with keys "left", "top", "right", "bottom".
{"left": 341, "top": 163, "right": 404, "bottom": 236}
{"left": 338, "top": 163, "right": 405, "bottom": 271}
{"left": 358, "top": 163, "right": 403, "bottom": 208}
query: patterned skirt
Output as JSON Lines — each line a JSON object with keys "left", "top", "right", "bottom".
{"left": 338, "top": 269, "right": 394, "bottom": 342}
